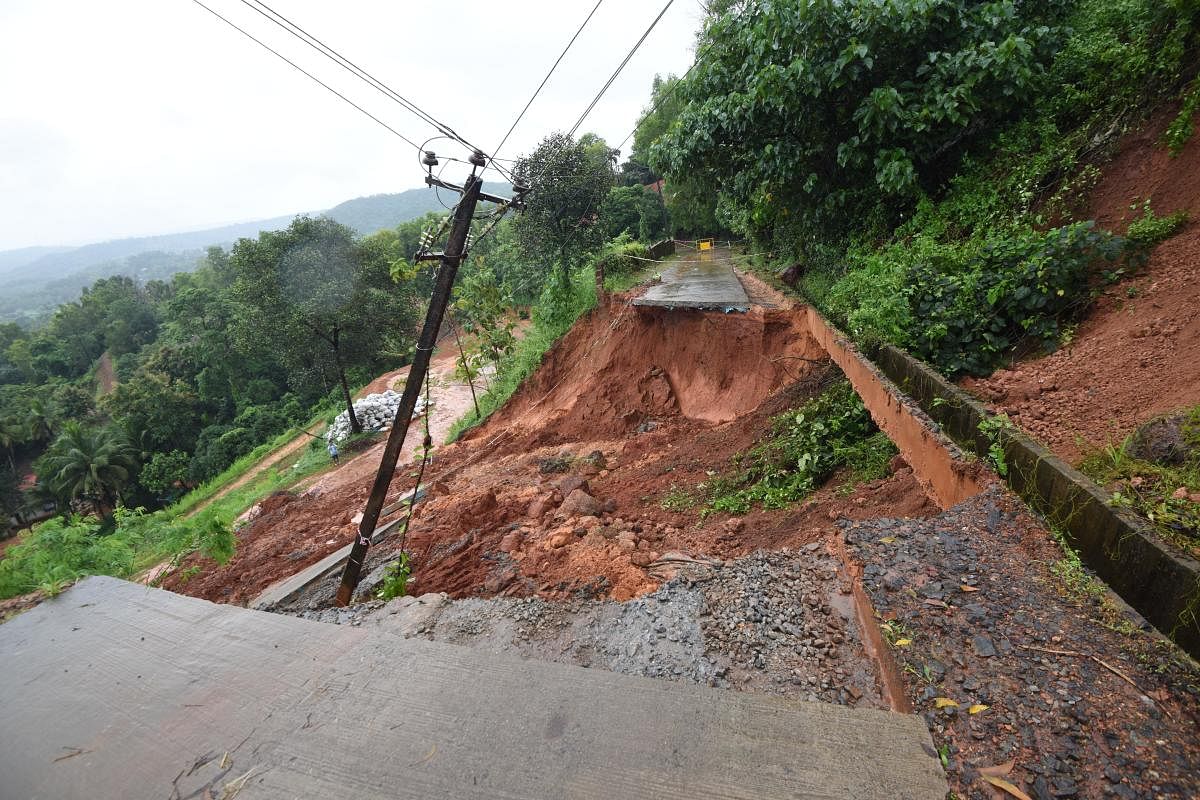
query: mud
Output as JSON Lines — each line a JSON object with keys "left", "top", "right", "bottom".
{"left": 169, "top": 287, "right": 935, "bottom": 607}
{"left": 464, "top": 299, "right": 827, "bottom": 448}
{"left": 964, "top": 107, "right": 1200, "bottom": 465}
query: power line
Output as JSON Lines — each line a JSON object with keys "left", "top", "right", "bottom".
{"left": 239, "top": 0, "right": 481, "bottom": 154}
{"left": 615, "top": 46, "right": 705, "bottom": 153}
{"left": 485, "top": 0, "right": 607, "bottom": 173}
{"left": 189, "top": 0, "right": 423, "bottom": 150}
{"left": 568, "top": 0, "right": 675, "bottom": 138}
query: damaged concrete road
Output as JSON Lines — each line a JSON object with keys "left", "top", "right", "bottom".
{"left": 0, "top": 576, "right": 946, "bottom": 800}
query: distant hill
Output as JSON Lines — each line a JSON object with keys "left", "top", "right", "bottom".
{"left": 0, "top": 183, "right": 510, "bottom": 325}
{"left": 0, "top": 246, "right": 75, "bottom": 279}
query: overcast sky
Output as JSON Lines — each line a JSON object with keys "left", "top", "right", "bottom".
{"left": 0, "top": 0, "right": 703, "bottom": 251}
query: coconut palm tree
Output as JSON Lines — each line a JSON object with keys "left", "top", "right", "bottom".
{"left": 0, "top": 416, "right": 24, "bottom": 472}
{"left": 38, "top": 422, "right": 138, "bottom": 520}
{"left": 24, "top": 398, "right": 54, "bottom": 444}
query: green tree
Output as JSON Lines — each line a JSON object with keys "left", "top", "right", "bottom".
{"left": 652, "top": 0, "right": 1065, "bottom": 251}
{"left": 229, "top": 217, "right": 417, "bottom": 434}
{"left": 102, "top": 370, "right": 205, "bottom": 455}
{"left": 513, "top": 133, "right": 616, "bottom": 294}
{"left": 24, "top": 397, "right": 54, "bottom": 444}
{"left": 0, "top": 417, "right": 24, "bottom": 472}
{"left": 453, "top": 258, "right": 516, "bottom": 375}
{"left": 600, "top": 185, "right": 670, "bottom": 242}
{"left": 38, "top": 422, "right": 138, "bottom": 520}
{"left": 138, "top": 450, "right": 191, "bottom": 498}
{"left": 0, "top": 466, "right": 26, "bottom": 535}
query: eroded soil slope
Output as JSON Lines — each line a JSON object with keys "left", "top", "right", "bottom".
{"left": 167, "top": 295, "right": 932, "bottom": 605}
{"left": 965, "top": 108, "right": 1200, "bottom": 463}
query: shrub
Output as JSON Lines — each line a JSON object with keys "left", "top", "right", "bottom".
{"left": 1125, "top": 200, "right": 1189, "bottom": 248}
{"left": 0, "top": 507, "right": 233, "bottom": 599}
{"left": 908, "top": 222, "right": 1128, "bottom": 375}
{"left": 707, "top": 379, "right": 896, "bottom": 513}
{"left": 592, "top": 234, "right": 650, "bottom": 278}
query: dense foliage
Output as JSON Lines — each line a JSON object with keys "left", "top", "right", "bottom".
{"left": 642, "top": 0, "right": 1198, "bottom": 376}
{"left": 0, "top": 216, "right": 426, "bottom": 528}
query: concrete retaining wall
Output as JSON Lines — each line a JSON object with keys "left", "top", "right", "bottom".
{"left": 874, "top": 345, "right": 1200, "bottom": 657}
{"left": 650, "top": 239, "right": 676, "bottom": 260}
{"left": 802, "top": 309, "right": 989, "bottom": 510}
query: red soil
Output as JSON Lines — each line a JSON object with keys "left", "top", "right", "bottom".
{"left": 167, "top": 292, "right": 934, "bottom": 606}
{"left": 963, "top": 108, "right": 1200, "bottom": 464}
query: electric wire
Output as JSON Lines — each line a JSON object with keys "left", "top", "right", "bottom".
{"left": 240, "top": 0, "right": 479, "bottom": 153}
{"left": 615, "top": 40, "right": 707, "bottom": 152}
{"left": 188, "top": 0, "right": 423, "bottom": 150}
{"left": 485, "top": 0, "right": 607, "bottom": 174}
{"left": 568, "top": 0, "right": 675, "bottom": 137}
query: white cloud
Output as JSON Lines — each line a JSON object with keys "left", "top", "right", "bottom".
{"left": 0, "top": 0, "right": 702, "bottom": 250}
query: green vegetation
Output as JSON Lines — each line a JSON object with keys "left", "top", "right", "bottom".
{"left": 0, "top": 215, "right": 424, "bottom": 524}
{"left": 706, "top": 379, "right": 897, "bottom": 514}
{"left": 1124, "top": 200, "right": 1190, "bottom": 248}
{"left": 375, "top": 552, "right": 413, "bottom": 601}
{"left": 978, "top": 415, "right": 1016, "bottom": 478}
{"left": 641, "top": 0, "right": 1198, "bottom": 377}
{"left": 0, "top": 507, "right": 233, "bottom": 598}
{"left": 1079, "top": 409, "right": 1200, "bottom": 556}
{"left": 660, "top": 484, "right": 699, "bottom": 512}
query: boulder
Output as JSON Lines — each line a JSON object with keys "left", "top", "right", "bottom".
{"left": 1128, "top": 413, "right": 1198, "bottom": 467}
{"left": 559, "top": 488, "right": 601, "bottom": 518}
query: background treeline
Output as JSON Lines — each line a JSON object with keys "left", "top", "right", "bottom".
{"left": 0, "top": 218, "right": 425, "bottom": 524}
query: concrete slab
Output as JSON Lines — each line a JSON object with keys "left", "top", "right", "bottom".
{"left": 0, "top": 577, "right": 946, "bottom": 800}
{"left": 249, "top": 485, "right": 425, "bottom": 609}
{"left": 633, "top": 248, "right": 750, "bottom": 311}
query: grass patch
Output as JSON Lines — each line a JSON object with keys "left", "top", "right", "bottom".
{"left": 0, "top": 406, "right": 371, "bottom": 599}
{"left": 705, "top": 378, "right": 897, "bottom": 515}
{"left": 166, "top": 400, "right": 339, "bottom": 517}
{"left": 1046, "top": 526, "right": 1138, "bottom": 636}
{"left": 660, "top": 484, "right": 699, "bottom": 512}
{"left": 1078, "top": 412, "right": 1200, "bottom": 558}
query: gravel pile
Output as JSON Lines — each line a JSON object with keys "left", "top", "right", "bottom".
{"left": 843, "top": 487, "right": 1200, "bottom": 800}
{"left": 284, "top": 549, "right": 885, "bottom": 708}
{"left": 699, "top": 548, "right": 879, "bottom": 704}
{"left": 325, "top": 391, "right": 430, "bottom": 445}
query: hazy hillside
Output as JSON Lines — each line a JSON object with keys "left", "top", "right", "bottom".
{"left": 0, "top": 245, "right": 74, "bottom": 278}
{"left": 0, "top": 183, "right": 509, "bottom": 325}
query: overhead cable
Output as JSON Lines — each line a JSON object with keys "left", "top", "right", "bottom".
{"left": 486, "top": 0, "right": 607, "bottom": 173}
{"left": 188, "top": 0, "right": 423, "bottom": 150}
{"left": 615, "top": 40, "right": 707, "bottom": 152}
{"left": 568, "top": 0, "right": 675, "bottom": 138}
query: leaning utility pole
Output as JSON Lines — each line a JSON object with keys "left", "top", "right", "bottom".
{"left": 335, "top": 149, "right": 515, "bottom": 605}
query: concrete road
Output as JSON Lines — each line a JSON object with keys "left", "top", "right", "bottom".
{"left": 0, "top": 577, "right": 945, "bottom": 799}
{"left": 633, "top": 247, "right": 751, "bottom": 311}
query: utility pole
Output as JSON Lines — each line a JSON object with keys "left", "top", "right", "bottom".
{"left": 335, "top": 150, "right": 518, "bottom": 606}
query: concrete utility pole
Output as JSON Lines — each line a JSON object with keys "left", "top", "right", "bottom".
{"left": 335, "top": 152, "right": 502, "bottom": 606}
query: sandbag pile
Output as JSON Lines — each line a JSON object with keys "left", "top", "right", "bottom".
{"left": 325, "top": 391, "right": 431, "bottom": 445}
